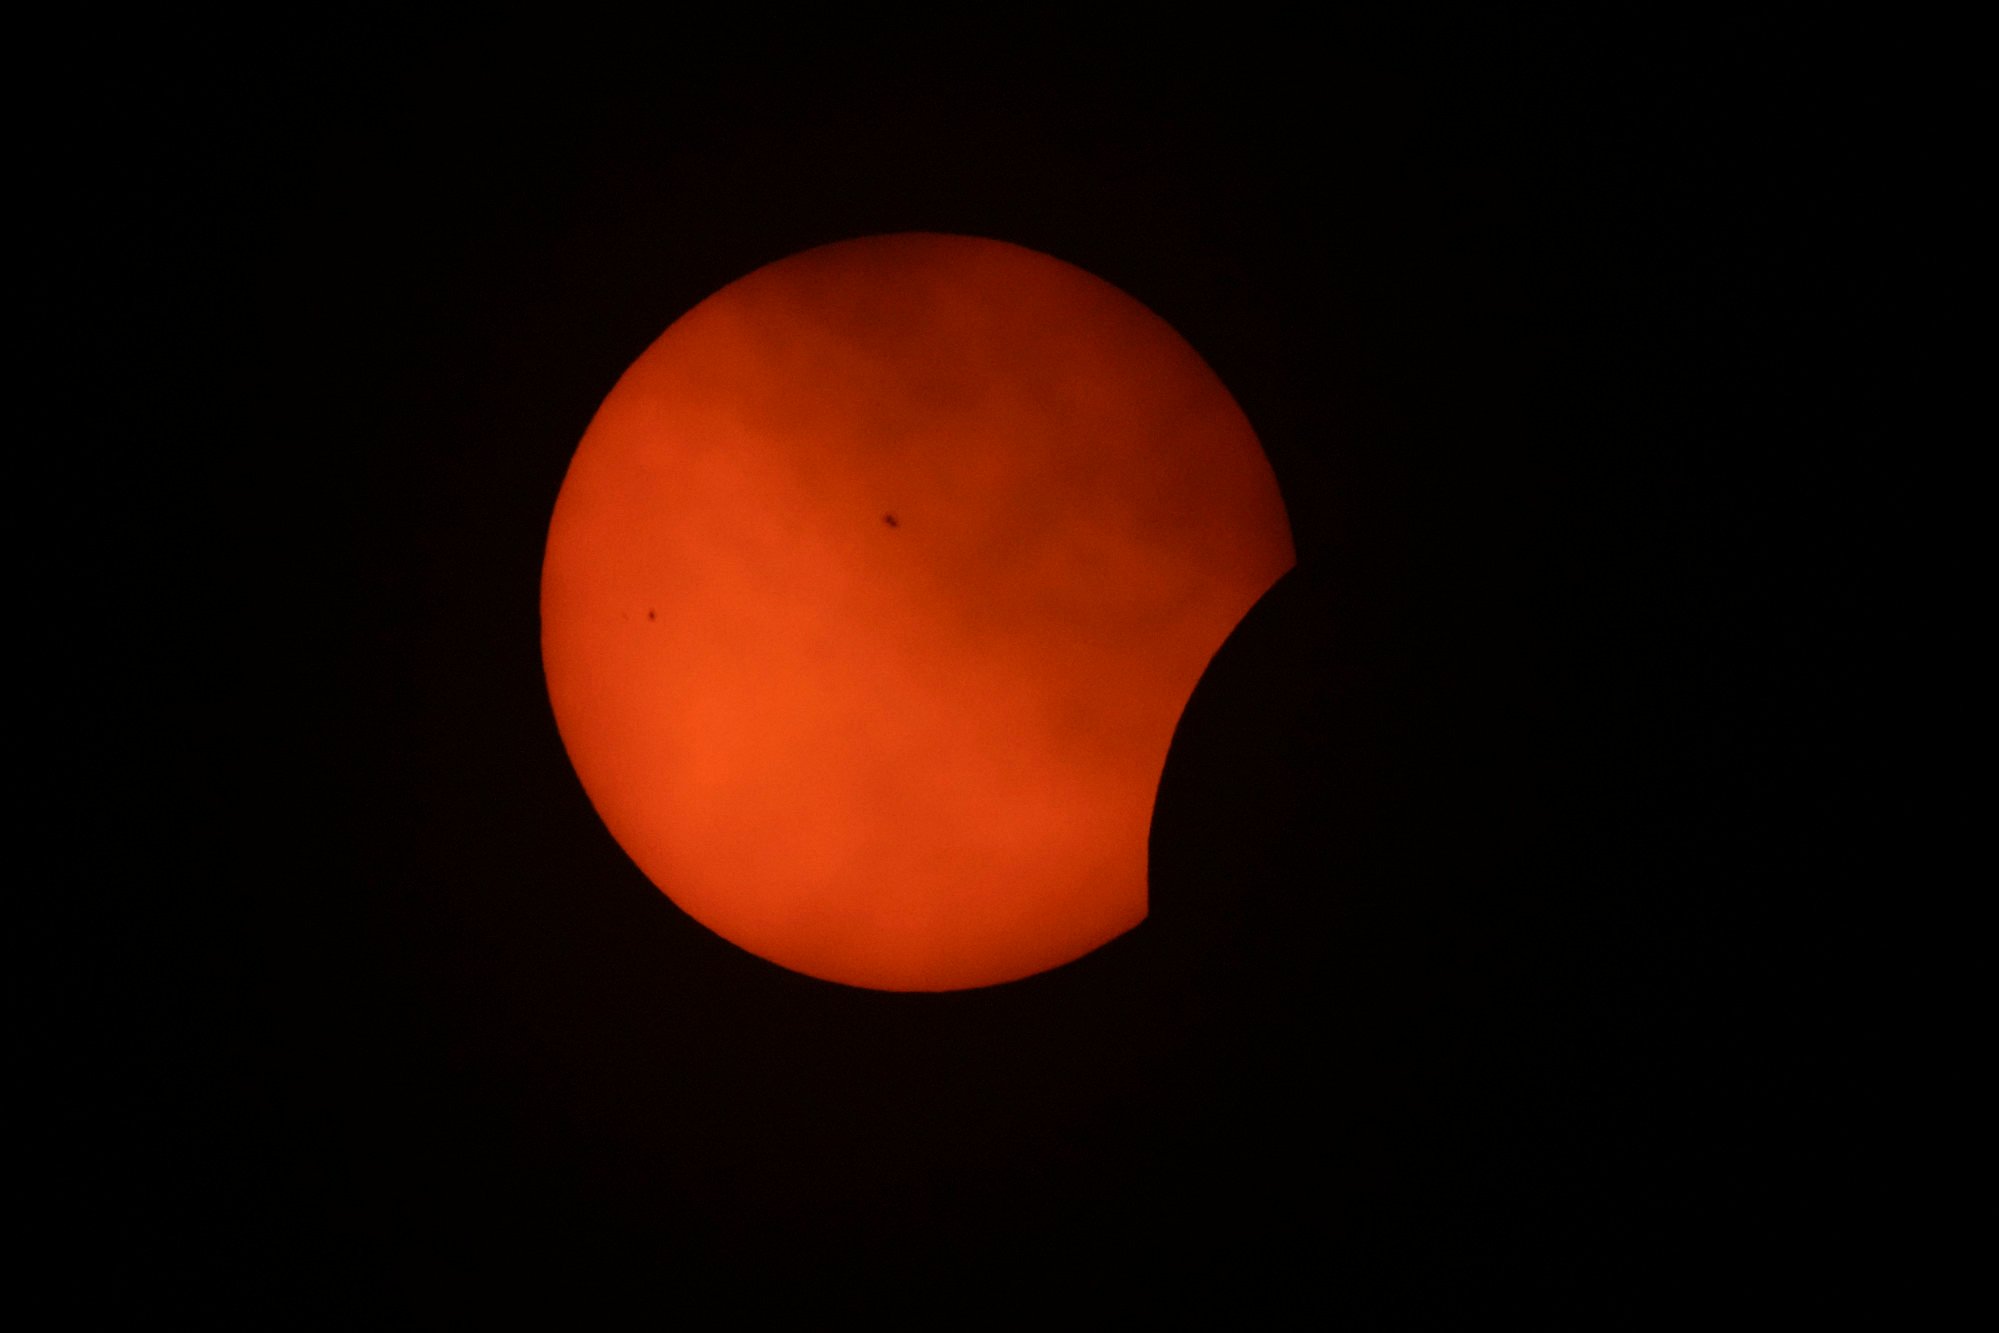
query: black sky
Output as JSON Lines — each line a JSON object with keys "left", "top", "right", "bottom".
{"left": 44, "top": 13, "right": 1881, "bottom": 1321}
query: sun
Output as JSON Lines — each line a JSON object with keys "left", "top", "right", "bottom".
{"left": 541, "top": 233, "right": 1292, "bottom": 990}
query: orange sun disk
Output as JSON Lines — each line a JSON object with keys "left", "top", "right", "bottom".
{"left": 541, "top": 234, "right": 1293, "bottom": 991}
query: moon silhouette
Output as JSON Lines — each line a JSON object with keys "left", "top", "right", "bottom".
{"left": 541, "top": 233, "right": 1293, "bottom": 990}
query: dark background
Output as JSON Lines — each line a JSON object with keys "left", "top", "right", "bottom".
{"left": 47, "top": 12, "right": 1881, "bottom": 1321}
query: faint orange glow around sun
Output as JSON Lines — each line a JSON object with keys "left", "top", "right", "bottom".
{"left": 541, "top": 233, "right": 1293, "bottom": 990}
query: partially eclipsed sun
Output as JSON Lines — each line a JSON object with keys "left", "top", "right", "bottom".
{"left": 541, "top": 233, "right": 1293, "bottom": 991}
